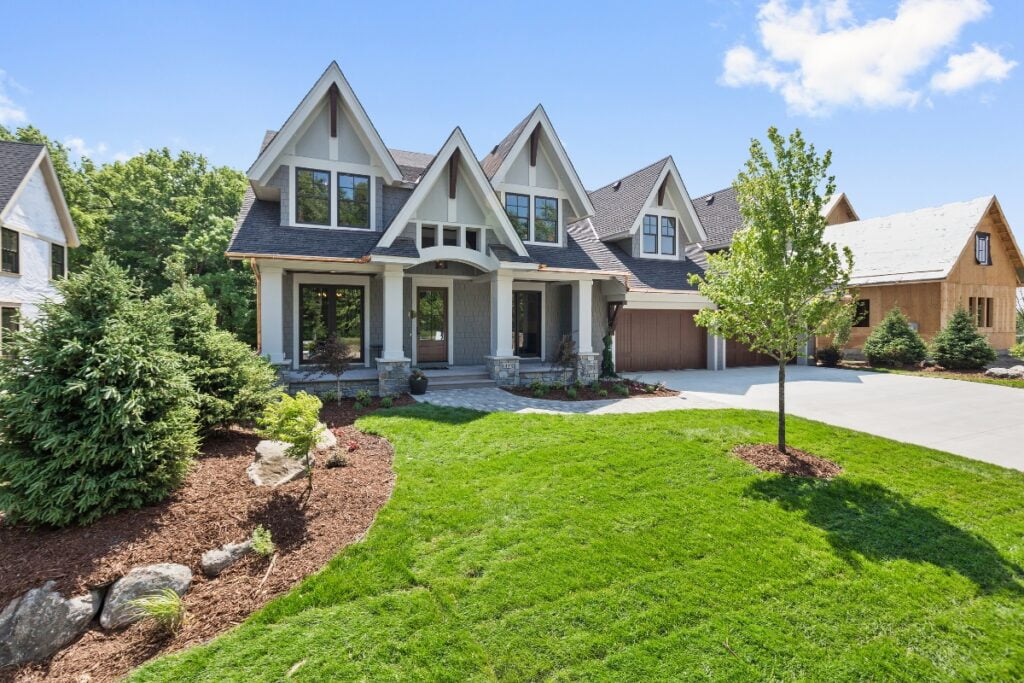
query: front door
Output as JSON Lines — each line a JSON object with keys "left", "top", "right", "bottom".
{"left": 417, "top": 287, "right": 448, "bottom": 363}
{"left": 513, "top": 290, "right": 542, "bottom": 357}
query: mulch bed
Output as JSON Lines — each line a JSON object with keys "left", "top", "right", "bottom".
{"left": 733, "top": 444, "right": 843, "bottom": 479}
{"left": 1, "top": 394, "right": 414, "bottom": 683}
{"left": 502, "top": 378, "right": 678, "bottom": 401}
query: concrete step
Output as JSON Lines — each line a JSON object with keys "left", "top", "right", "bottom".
{"left": 427, "top": 377, "right": 497, "bottom": 390}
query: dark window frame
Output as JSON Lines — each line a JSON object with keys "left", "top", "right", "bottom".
{"left": 504, "top": 192, "right": 530, "bottom": 241}
{"left": 1, "top": 228, "right": 19, "bottom": 274}
{"left": 337, "top": 172, "right": 371, "bottom": 229}
{"left": 421, "top": 224, "right": 437, "bottom": 248}
{"left": 975, "top": 232, "right": 992, "bottom": 265}
{"left": 642, "top": 215, "right": 658, "bottom": 254}
{"left": 50, "top": 242, "right": 66, "bottom": 280}
{"left": 298, "top": 283, "right": 365, "bottom": 365}
{"left": 854, "top": 299, "right": 870, "bottom": 327}
{"left": 295, "top": 167, "right": 331, "bottom": 226}
{"left": 533, "top": 195, "right": 559, "bottom": 244}
{"left": 660, "top": 216, "right": 677, "bottom": 255}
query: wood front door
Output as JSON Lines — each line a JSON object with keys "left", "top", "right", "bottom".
{"left": 416, "top": 287, "right": 448, "bottom": 363}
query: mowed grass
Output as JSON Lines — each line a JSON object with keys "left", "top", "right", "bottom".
{"left": 135, "top": 406, "right": 1024, "bottom": 681}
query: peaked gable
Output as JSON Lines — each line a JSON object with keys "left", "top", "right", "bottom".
{"left": 376, "top": 128, "right": 530, "bottom": 257}
{"left": 0, "top": 143, "right": 78, "bottom": 247}
{"left": 248, "top": 62, "right": 402, "bottom": 184}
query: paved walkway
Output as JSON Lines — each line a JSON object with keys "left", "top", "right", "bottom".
{"left": 412, "top": 367, "right": 1024, "bottom": 471}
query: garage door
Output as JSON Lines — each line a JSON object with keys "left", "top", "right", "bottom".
{"left": 615, "top": 310, "right": 706, "bottom": 372}
{"left": 725, "top": 339, "right": 796, "bottom": 367}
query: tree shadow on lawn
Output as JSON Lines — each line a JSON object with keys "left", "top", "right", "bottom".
{"left": 746, "top": 477, "right": 1024, "bottom": 594}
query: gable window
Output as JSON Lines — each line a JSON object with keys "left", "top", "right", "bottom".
{"left": 421, "top": 224, "right": 437, "bottom": 248}
{"left": 533, "top": 196, "right": 558, "bottom": 243}
{"left": 854, "top": 299, "right": 870, "bottom": 327}
{"left": 975, "top": 232, "right": 991, "bottom": 265}
{"left": 642, "top": 215, "right": 658, "bottom": 254}
{"left": 295, "top": 168, "right": 330, "bottom": 225}
{"left": 51, "top": 243, "right": 66, "bottom": 280}
{"left": 337, "top": 173, "right": 371, "bottom": 229}
{"left": 1, "top": 306, "right": 18, "bottom": 354}
{"left": 505, "top": 193, "right": 530, "bottom": 241}
{"left": 443, "top": 226, "right": 459, "bottom": 247}
{"left": 2, "top": 228, "right": 18, "bottom": 274}
{"left": 465, "top": 228, "right": 480, "bottom": 251}
{"left": 661, "top": 217, "right": 677, "bottom": 255}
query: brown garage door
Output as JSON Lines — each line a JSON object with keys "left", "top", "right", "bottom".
{"left": 615, "top": 309, "right": 706, "bottom": 372}
{"left": 725, "top": 339, "right": 796, "bottom": 367}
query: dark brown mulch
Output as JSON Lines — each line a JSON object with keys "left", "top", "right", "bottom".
{"left": 732, "top": 444, "right": 843, "bottom": 479}
{"left": 502, "top": 378, "right": 678, "bottom": 401}
{"left": 2, "top": 396, "right": 410, "bottom": 683}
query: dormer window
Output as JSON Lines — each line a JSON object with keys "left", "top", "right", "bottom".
{"left": 296, "top": 168, "right": 330, "bottom": 226}
{"left": 642, "top": 215, "right": 658, "bottom": 254}
{"left": 975, "top": 232, "right": 991, "bottom": 265}
{"left": 337, "top": 173, "right": 371, "bottom": 229}
{"left": 505, "top": 193, "right": 530, "bottom": 241}
{"left": 533, "top": 196, "right": 558, "bottom": 243}
{"left": 661, "top": 217, "right": 676, "bottom": 255}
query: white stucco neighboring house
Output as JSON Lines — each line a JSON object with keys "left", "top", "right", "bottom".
{"left": 0, "top": 140, "right": 79, "bottom": 347}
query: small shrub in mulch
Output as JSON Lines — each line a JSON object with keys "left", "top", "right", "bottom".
{"left": 733, "top": 444, "right": 842, "bottom": 479}
{"left": 502, "top": 379, "right": 677, "bottom": 401}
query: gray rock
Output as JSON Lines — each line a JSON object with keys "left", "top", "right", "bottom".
{"left": 1008, "top": 365, "right": 1024, "bottom": 379}
{"left": 0, "top": 582, "right": 103, "bottom": 667}
{"left": 315, "top": 423, "right": 337, "bottom": 451}
{"left": 986, "top": 367, "right": 1012, "bottom": 378}
{"left": 99, "top": 563, "right": 192, "bottom": 630}
{"left": 246, "top": 423, "right": 333, "bottom": 488}
{"left": 201, "top": 539, "right": 253, "bottom": 577}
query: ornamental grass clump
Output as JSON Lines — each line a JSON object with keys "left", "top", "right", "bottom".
{"left": 129, "top": 588, "right": 187, "bottom": 634}
{"left": 931, "top": 308, "right": 997, "bottom": 370}
{"left": 862, "top": 307, "right": 928, "bottom": 367}
{"left": 251, "top": 524, "right": 276, "bottom": 557}
{"left": 0, "top": 254, "right": 199, "bottom": 527}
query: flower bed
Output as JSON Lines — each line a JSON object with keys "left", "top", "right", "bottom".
{"left": 502, "top": 378, "right": 677, "bottom": 401}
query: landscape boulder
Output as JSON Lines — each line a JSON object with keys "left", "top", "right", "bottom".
{"left": 985, "top": 365, "right": 1024, "bottom": 379}
{"left": 246, "top": 423, "right": 335, "bottom": 488}
{"left": 201, "top": 540, "right": 254, "bottom": 577}
{"left": 99, "top": 563, "right": 192, "bottom": 630}
{"left": 0, "top": 582, "right": 103, "bottom": 667}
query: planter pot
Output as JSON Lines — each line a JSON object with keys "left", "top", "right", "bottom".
{"left": 409, "top": 376, "right": 429, "bottom": 395}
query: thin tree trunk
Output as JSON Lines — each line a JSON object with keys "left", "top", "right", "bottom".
{"left": 778, "top": 359, "right": 786, "bottom": 453}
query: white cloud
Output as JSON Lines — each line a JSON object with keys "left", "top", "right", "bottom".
{"left": 64, "top": 136, "right": 109, "bottom": 159}
{"left": 721, "top": 0, "right": 1015, "bottom": 115}
{"left": 0, "top": 69, "right": 28, "bottom": 126}
{"left": 931, "top": 43, "right": 1017, "bottom": 92}
{"left": 112, "top": 151, "right": 135, "bottom": 162}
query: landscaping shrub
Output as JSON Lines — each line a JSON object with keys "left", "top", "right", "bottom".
{"left": 930, "top": 308, "right": 997, "bottom": 370}
{"left": 1010, "top": 341, "right": 1024, "bottom": 360}
{"left": 612, "top": 383, "right": 630, "bottom": 397}
{"left": 0, "top": 255, "right": 199, "bottom": 527}
{"left": 251, "top": 524, "right": 276, "bottom": 557}
{"left": 600, "top": 332, "right": 616, "bottom": 378}
{"left": 862, "top": 307, "right": 927, "bottom": 367}
{"left": 566, "top": 387, "right": 578, "bottom": 400}
{"left": 815, "top": 346, "right": 842, "bottom": 367}
{"left": 129, "top": 589, "right": 186, "bottom": 634}
{"left": 257, "top": 391, "right": 323, "bottom": 493}
{"left": 380, "top": 395, "right": 394, "bottom": 409}
{"left": 355, "top": 389, "right": 372, "bottom": 404}
{"left": 159, "top": 258, "right": 279, "bottom": 431}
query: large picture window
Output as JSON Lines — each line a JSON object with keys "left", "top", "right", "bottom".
{"left": 299, "top": 284, "right": 364, "bottom": 364}
{"left": 337, "top": 173, "right": 370, "bottom": 228}
{"left": 295, "top": 168, "right": 330, "bottom": 225}
{"left": 533, "top": 196, "right": 558, "bottom": 243}
{"left": 661, "top": 217, "right": 676, "bottom": 255}
{"left": 2, "top": 228, "right": 19, "bottom": 274}
{"left": 642, "top": 215, "right": 658, "bottom": 254}
{"left": 505, "top": 193, "right": 530, "bottom": 241}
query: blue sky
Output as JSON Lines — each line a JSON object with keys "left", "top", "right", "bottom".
{"left": 2, "top": 0, "right": 1021, "bottom": 241}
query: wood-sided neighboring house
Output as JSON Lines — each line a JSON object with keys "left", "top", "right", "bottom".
{"left": 694, "top": 187, "right": 1024, "bottom": 354}
{"left": 229, "top": 62, "right": 726, "bottom": 394}
{"left": 0, "top": 141, "right": 79, "bottom": 350}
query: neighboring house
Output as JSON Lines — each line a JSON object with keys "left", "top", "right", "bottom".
{"left": 230, "top": 62, "right": 722, "bottom": 394}
{"left": 695, "top": 187, "right": 1024, "bottom": 353}
{"left": 0, "top": 140, "right": 79, "bottom": 349}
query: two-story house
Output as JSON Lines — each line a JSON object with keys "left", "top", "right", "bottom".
{"left": 230, "top": 63, "right": 721, "bottom": 394}
{"left": 0, "top": 140, "right": 79, "bottom": 350}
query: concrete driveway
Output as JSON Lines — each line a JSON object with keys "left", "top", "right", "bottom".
{"left": 625, "top": 366, "right": 1024, "bottom": 471}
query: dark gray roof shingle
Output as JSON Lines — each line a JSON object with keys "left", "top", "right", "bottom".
{"left": 479, "top": 109, "right": 534, "bottom": 179}
{"left": 370, "top": 238, "right": 419, "bottom": 258}
{"left": 588, "top": 158, "right": 668, "bottom": 240}
{"left": 388, "top": 148, "right": 434, "bottom": 183}
{"left": 692, "top": 186, "right": 741, "bottom": 251}
{"left": 0, "top": 140, "right": 44, "bottom": 215}
{"left": 489, "top": 243, "right": 534, "bottom": 263}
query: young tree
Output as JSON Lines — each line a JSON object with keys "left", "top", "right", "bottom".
{"left": 258, "top": 392, "right": 324, "bottom": 500}
{"left": 690, "top": 127, "right": 853, "bottom": 453}
{"left": 308, "top": 336, "right": 352, "bottom": 403}
{"left": 931, "top": 308, "right": 997, "bottom": 370}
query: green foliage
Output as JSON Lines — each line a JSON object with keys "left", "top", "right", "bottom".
{"left": 129, "top": 589, "right": 186, "bottom": 634}
{"left": 689, "top": 127, "right": 853, "bottom": 451}
{"left": 551, "top": 335, "right": 579, "bottom": 381}
{"left": 597, "top": 388, "right": 608, "bottom": 398}
{"left": 566, "top": 387, "right": 578, "bottom": 400}
{"left": 612, "top": 382, "right": 630, "bottom": 397}
{"left": 1011, "top": 341, "right": 1024, "bottom": 360}
{"left": 930, "top": 308, "right": 997, "bottom": 370}
{"left": 251, "top": 525, "right": 276, "bottom": 557}
{"left": 600, "top": 333, "right": 616, "bottom": 378}
{"left": 355, "top": 389, "right": 372, "bottom": 404}
{"left": 863, "top": 308, "right": 928, "bottom": 367}
{"left": 307, "top": 336, "right": 352, "bottom": 404}
{"left": 589, "top": 380, "right": 601, "bottom": 392}
{"left": 816, "top": 346, "right": 843, "bottom": 367}
{"left": 0, "top": 254, "right": 198, "bottom": 527}
{"left": 257, "top": 392, "right": 323, "bottom": 461}
{"left": 158, "top": 257, "right": 278, "bottom": 430}
{"left": 380, "top": 395, "right": 394, "bottom": 409}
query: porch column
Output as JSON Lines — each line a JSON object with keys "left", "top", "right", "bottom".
{"left": 258, "top": 265, "right": 285, "bottom": 364}
{"left": 380, "top": 264, "right": 407, "bottom": 361}
{"left": 707, "top": 332, "right": 726, "bottom": 370}
{"left": 490, "top": 270, "right": 514, "bottom": 357}
{"left": 573, "top": 278, "right": 594, "bottom": 354}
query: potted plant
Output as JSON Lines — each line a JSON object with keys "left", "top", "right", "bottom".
{"left": 409, "top": 367, "right": 429, "bottom": 395}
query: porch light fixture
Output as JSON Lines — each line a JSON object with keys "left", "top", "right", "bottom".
{"left": 434, "top": 260, "right": 447, "bottom": 270}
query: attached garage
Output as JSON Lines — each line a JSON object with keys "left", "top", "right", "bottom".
{"left": 725, "top": 338, "right": 777, "bottom": 367}
{"left": 615, "top": 309, "right": 706, "bottom": 372}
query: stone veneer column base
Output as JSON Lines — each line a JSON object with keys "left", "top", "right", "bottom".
{"left": 576, "top": 353, "right": 600, "bottom": 384}
{"left": 376, "top": 358, "right": 411, "bottom": 396}
{"left": 484, "top": 355, "right": 520, "bottom": 386}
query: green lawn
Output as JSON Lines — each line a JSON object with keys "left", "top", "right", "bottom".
{"left": 135, "top": 407, "right": 1024, "bottom": 681}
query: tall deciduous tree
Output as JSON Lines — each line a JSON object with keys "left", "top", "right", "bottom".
{"left": 690, "top": 127, "right": 853, "bottom": 453}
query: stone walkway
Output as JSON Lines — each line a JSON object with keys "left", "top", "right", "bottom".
{"left": 411, "top": 387, "right": 726, "bottom": 414}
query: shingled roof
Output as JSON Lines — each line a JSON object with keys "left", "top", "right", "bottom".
{"left": 388, "top": 148, "right": 434, "bottom": 183}
{"left": 0, "top": 140, "right": 44, "bottom": 216}
{"left": 588, "top": 158, "right": 669, "bottom": 240}
{"left": 479, "top": 109, "right": 534, "bottom": 179}
{"left": 692, "top": 186, "right": 741, "bottom": 251}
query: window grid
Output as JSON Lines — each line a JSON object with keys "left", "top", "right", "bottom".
{"left": 642, "top": 215, "right": 658, "bottom": 254}
{"left": 661, "top": 217, "right": 676, "bottom": 255}
{"left": 533, "top": 196, "right": 558, "bottom": 243}
{"left": 337, "top": 172, "right": 371, "bottom": 229}
{"left": 295, "top": 168, "right": 330, "bottom": 226}
{"left": 51, "top": 243, "right": 66, "bottom": 280}
{"left": 2, "top": 228, "right": 19, "bottom": 274}
{"left": 504, "top": 193, "right": 530, "bottom": 241}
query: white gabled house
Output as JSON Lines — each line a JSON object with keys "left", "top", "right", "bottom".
{"left": 0, "top": 140, "right": 79, "bottom": 349}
